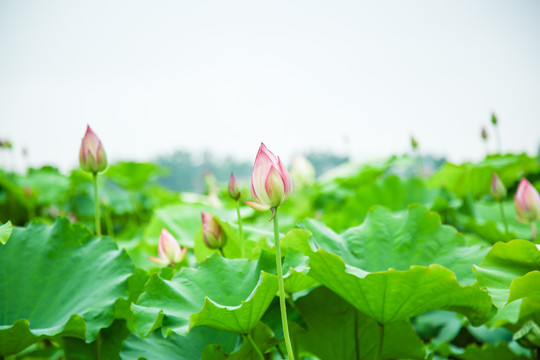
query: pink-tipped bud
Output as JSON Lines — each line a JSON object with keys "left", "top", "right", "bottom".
{"left": 481, "top": 127, "right": 488, "bottom": 141}
{"left": 201, "top": 212, "right": 226, "bottom": 249}
{"left": 148, "top": 228, "right": 187, "bottom": 266}
{"left": 79, "top": 125, "right": 107, "bottom": 173}
{"left": 514, "top": 178, "right": 540, "bottom": 223}
{"left": 491, "top": 173, "right": 507, "bottom": 201}
{"left": 244, "top": 143, "right": 292, "bottom": 212}
{"left": 228, "top": 173, "right": 241, "bottom": 201}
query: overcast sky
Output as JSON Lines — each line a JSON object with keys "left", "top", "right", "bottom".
{"left": 1, "top": 0, "right": 539, "bottom": 172}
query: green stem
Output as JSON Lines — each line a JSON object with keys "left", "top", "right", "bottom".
{"left": 495, "top": 125, "right": 502, "bottom": 154}
{"left": 245, "top": 333, "right": 264, "bottom": 360}
{"left": 236, "top": 200, "right": 244, "bottom": 257}
{"left": 104, "top": 206, "right": 113, "bottom": 236}
{"left": 376, "top": 323, "right": 384, "bottom": 360}
{"left": 532, "top": 222, "right": 537, "bottom": 242}
{"left": 499, "top": 201, "right": 509, "bottom": 238}
{"left": 273, "top": 208, "right": 294, "bottom": 360}
{"left": 95, "top": 331, "right": 102, "bottom": 360}
{"left": 93, "top": 173, "right": 101, "bottom": 236}
{"left": 218, "top": 248, "right": 224, "bottom": 257}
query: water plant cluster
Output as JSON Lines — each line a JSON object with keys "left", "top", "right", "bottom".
{"left": 1, "top": 126, "right": 540, "bottom": 360}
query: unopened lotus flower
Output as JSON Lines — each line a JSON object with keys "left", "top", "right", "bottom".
{"left": 228, "top": 173, "right": 241, "bottom": 200}
{"left": 514, "top": 178, "right": 540, "bottom": 223}
{"left": 290, "top": 154, "right": 315, "bottom": 188}
{"left": 148, "top": 228, "right": 187, "bottom": 266}
{"left": 481, "top": 127, "right": 488, "bottom": 141}
{"left": 201, "top": 212, "right": 226, "bottom": 249}
{"left": 79, "top": 125, "right": 107, "bottom": 173}
{"left": 244, "top": 143, "right": 292, "bottom": 213}
{"left": 491, "top": 173, "right": 507, "bottom": 201}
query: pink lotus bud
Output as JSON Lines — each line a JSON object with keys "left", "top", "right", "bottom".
{"left": 514, "top": 178, "right": 540, "bottom": 223}
{"left": 491, "top": 172, "right": 507, "bottom": 201}
{"left": 79, "top": 125, "right": 107, "bottom": 174}
{"left": 201, "top": 212, "right": 226, "bottom": 249}
{"left": 481, "top": 127, "right": 488, "bottom": 141}
{"left": 228, "top": 173, "right": 241, "bottom": 201}
{"left": 244, "top": 143, "right": 292, "bottom": 212}
{"left": 148, "top": 228, "right": 187, "bottom": 266}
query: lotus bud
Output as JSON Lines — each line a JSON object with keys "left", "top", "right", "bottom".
{"left": 244, "top": 143, "right": 292, "bottom": 212}
{"left": 481, "top": 127, "right": 488, "bottom": 141}
{"left": 79, "top": 125, "right": 107, "bottom": 174}
{"left": 491, "top": 172, "right": 507, "bottom": 201}
{"left": 514, "top": 178, "right": 540, "bottom": 223}
{"left": 290, "top": 154, "right": 315, "bottom": 189}
{"left": 148, "top": 228, "right": 187, "bottom": 266}
{"left": 410, "top": 136, "right": 418, "bottom": 150}
{"left": 491, "top": 113, "right": 498, "bottom": 125}
{"left": 201, "top": 212, "right": 226, "bottom": 249}
{"left": 228, "top": 173, "right": 241, "bottom": 201}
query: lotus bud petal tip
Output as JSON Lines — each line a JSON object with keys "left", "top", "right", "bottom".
{"left": 246, "top": 143, "right": 292, "bottom": 212}
{"left": 228, "top": 173, "right": 241, "bottom": 200}
{"left": 491, "top": 173, "right": 507, "bottom": 201}
{"left": 201, "top": 212, "right": 226, "bottom": 249}
{"left": 79, "top": 125, "right": 108, "bottom": 174}
{"left": 149, "top": 228, "right": 186, "bottom": 266}
{"left": 514, "top": 178, "right": 540, "bottom": 223}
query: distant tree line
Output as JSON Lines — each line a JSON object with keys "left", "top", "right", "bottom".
{"left": 155, "top": 150, "right": 349, "bottom": 192}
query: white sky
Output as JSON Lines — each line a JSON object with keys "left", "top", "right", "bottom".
{"left": 1, "top": 0, "right": 539, "bottom": 172}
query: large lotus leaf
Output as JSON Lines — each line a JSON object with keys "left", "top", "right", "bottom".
{"left": 63, "top": 319, "right": 132, "bottom": 360}
{"left": 132, "top": 254, "right": 278, "bottom": 336}
{"left": 296, "top": 286, "right": 425, "bottom": 360}
{"left": 475, "top": 240, "right": 540, "bottom": 308}
{"left": 120, "top": 326, "right": 240, "bottom": 360}
{"left": 474, "top": 240, "right": 540, "bottom": 326}
{"left": 300, "top": 204, "right": 485, "bottom": 285}
{"left": 0, "top": 217, "right": 133, "bottom": 356}
{"left": 428, "top": 153, "right": 539, "bottom": 199}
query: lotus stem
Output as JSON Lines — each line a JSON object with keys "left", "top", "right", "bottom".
{"left": 235, "top": 200, "right": 244, "bottom": 257}
{"left": 376, "top": 323, "right": 384, "bottom": 360}
{"left": 245, "top": 333, "right": 264, "bottom": 360}
{"left": 532, "top": 222, "right": 537, "bottom": 242}
{"left": 498, "top": 201, "right": 509, "bottom": 238}
{"left": 273, "top": 208, "right": 294, "bottom": 359}
{"left": 93, "top": 173, "right": 101, "bottom": 237}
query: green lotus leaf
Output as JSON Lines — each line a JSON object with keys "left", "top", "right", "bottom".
{"left": 0, "top": 220, "right": 12, "bottom": 244}
{"left": 120, "top": 327, "right": 239, "bottom": 360}
{"left": 474, "top": 240, "right": 540, "bottom": 326}
{"left": 132, "top": 254, "right": 278, "bottom": 336}
{"left": 454, "top": 342, "right": 529, "bottom": 360}
{"left": 0, "top": 217, "right": 133, "bottom": 356}
{"left": 428, "top": 153, "right": 539, "bottom": 199}
{"left": 300, "top": 204, "right": 486, "bottom": 285}
{"left": 292, "top": 206, "right": 492, "bottom": 325}
{"left": 296, "top": 286, "right": 425, "bottom": 360}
